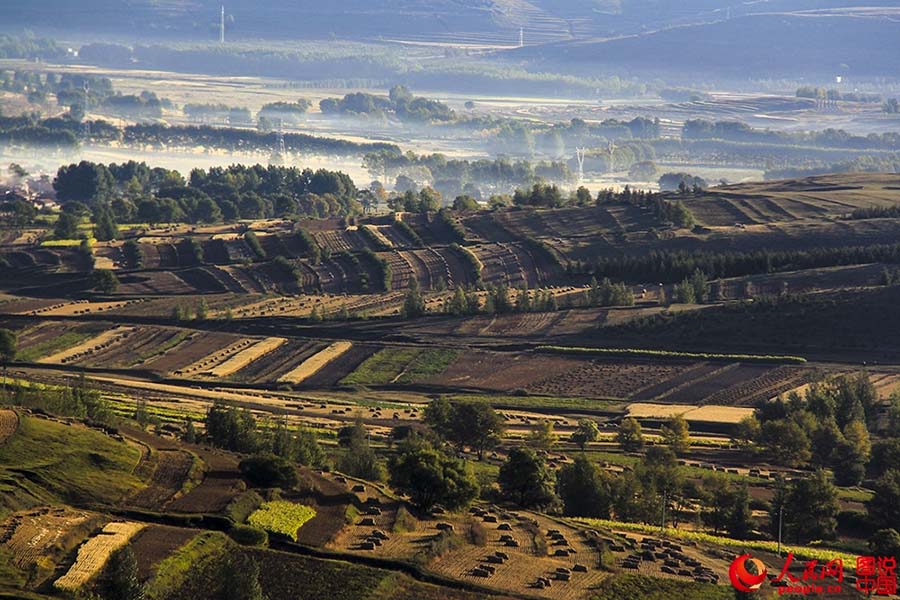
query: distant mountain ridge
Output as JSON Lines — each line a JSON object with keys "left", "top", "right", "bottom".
{"left": 1, "top": 0, "right": 888, "bottom": 45}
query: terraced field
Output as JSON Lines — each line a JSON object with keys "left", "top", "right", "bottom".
{"left": 127, "top": 449, "right": 197, "bottom": 510}
{"left": 526, "top": 360, "right": 693, "bottom": 399}
{"left": 54, "top": 521, "right": 147, "bottom": 592}
{"left": 279, "top": 341, "right": 354, "bottom": 384}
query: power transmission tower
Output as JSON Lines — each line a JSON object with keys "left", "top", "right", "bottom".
{"left": 519, "top": 27, "right": 524, "bottom": 48}
{"left": 575, "top": 148, "right": 587, "bottom": 186}
{"left": 219, "top": 6, "right": 225, "bottom": 44}
{"left": 605, "top": 141, "right": 616, "bottom": 173}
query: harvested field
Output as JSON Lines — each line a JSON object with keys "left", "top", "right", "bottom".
{"left": 127, "top": 449, "right": 197, "bottom": 510}
{"left": 37, "top": 326, "right": 132, "bottom": 365}
{"left": 90, "top": 327, "right": 189, "bottom": 368}
{"left": 312, "top": 228, "right": 368, "bottom": 253}
{"left": 130, "top": 525, "right": 198, "bottom": 581}
{"left": 653, "top": 364, "right": 773, "bottom": 405}
{"left": 142, "top": 331, "right": 243, "bottom": 374}
{"left": 298, "top": 344, "right": 376, "bottom": 387}
{"left": 0, "top": 507, "right": 96, "bottom": 571}
{"left": 700, "top": 366, "right": 814, "bottom": 406}
{"left": 872, "top": 372, "right": 900, "bottom": 399}
{"left": 627, "top": 403, "right": 755, "bottom": 424}
{"left": 526, "top": 360, "right": 692, "bottom": 399}
{"left": 14, "top": 322, "right": 106, "bottom": 362}
{"left": 231, "top": 340, "right": 325, "bottom": 383}
{"left": 203, "top": 337, "right": 287, "bottom": 378}
{"left": 0, "top": 409, "right": 18, "bottom": 444}
{"left": 54, "top": 521, "right": 147, "bottom": 591}
{"left": 13, "top": 300, "right": 133, "bottom": 317}
{"left": 279, "top": 341, "right": 353, "bottom": 384}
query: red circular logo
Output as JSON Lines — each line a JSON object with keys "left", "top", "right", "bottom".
{"left": 729, "top": 554, "right": 768, "bottom": 592}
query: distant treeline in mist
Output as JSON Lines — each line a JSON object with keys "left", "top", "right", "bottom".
{"left": 0, "top": 113, "right": 398, "bottom": 157}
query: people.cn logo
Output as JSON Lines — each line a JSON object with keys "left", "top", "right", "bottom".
{"left": 730, "top": 553, "right": 768, "bottom": 592}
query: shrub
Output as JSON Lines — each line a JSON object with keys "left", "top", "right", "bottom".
{"left": 244, "top": 231, "right": 266, "bottom": 260}
{"left": 239, "top": 454, "right": 299, "bottom": 489}
{"left": 536, "top": 345, "right": 806, "bottom": 364}
{"left": 228, "top": 524, "right": 268, "bottom": 546}
{"left": 391, "top": 216, "right": 423, "bottom": 246}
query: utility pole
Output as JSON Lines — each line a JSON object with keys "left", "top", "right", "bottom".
{"left": 777, "top": 503, "right": 784, "bottom": 555}
{"left": 219, "top": 6, "right": 225, "bottom": 44}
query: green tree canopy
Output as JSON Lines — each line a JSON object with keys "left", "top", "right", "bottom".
{"left": 498, "top": 447, "right": 557, "bottom": 509}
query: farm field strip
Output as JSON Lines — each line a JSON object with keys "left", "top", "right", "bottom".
{"left": 247, "top": 501, "right": 316, "bottom": 541}
{"left": 54, "top": 521, "right": 147, "bottom": 591}
{"left": 278, "top": 341, "right": 354, "bottom": 384}
{"left": 37, "top": 326, "right": 133, "bottom": 364}
{"left": 1, "top": 507, "right": 95, "bottom": 570}
{"left": 364, "top": 225, "right": 394, "bottom": 248}
{"left": 203, "top": 337, "right": 287, "bottom": 378}
{"left": 0, "top": 409, "right": 18, "bottom": 444}
{"left": 626, "top": 402, "right": 755, "bottom": 424}
{"left": 172, "top": 337, "right": 260, "bottom": 376}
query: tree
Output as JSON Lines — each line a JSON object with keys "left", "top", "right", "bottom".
{"left": 570, "top": 419, "right": 600, "bottom": 451}
{"left": 221, "top": 552, "right": 265, "bottom": 600}
{"left": 732, "top": 415, "right": 760, "bottom": 449}
{"left": 337, "top": 417, "right": 383, "bottom": 481}
{"left": 102, "top": 545, "right": 144, "bottom": 600}
{"left": 701, "top": 474, "right": 734, "bottom": 535}
{"left": 181, "top": 418, "right": 197, "bottom": 444}
{"left": 54, "top": 211, "right": 80, "bottom": 239}
{"left": 93, "top": 206, "right": 119, "bottom": 241}
{"left": 557, "top": 455, "right": 612, "bottom": 518}
{"left": 661, "top": 415, "right": 690, "bottom": 455}
{"left": 0, "top": 328, "right": 15, "bottom": 362}
{"left": 869, "top": 529, "right": 900, "bottom": 562}
{"left": 759, "top": 420, "right": 811, "bottom": 467}
{"left": 867, "top": 469, "right": 900, "bottom": 531}
{"left": 616, "top": 417, "right": 644, "bottom": 452}
{"left": 54, "top": 161, "right": 115, "bottom": 205}
{"left": 401, "top": 278, "right": 425, "bottom": 319}
{"left": 448, "top": 402, "right": 504, "bottom": 460}
{"left": 526, "top": 420, "right": 556, "bottom": 452}
{"left": 727, "top": 485, "right": 754, "bottom": 540}
{"left": 389, "top": 437, "right": 478, "bottom": 511}
{"left": 452, "top": 195, "right": 479, "bottom": 211}
{"left": 134, "top": 399, "right": 150, "bottom": 430}
{"left": 498, "top": 447, "right": 557, "bottom": 509}
{"left": 92, "top": 269, "right": 119, "bottom": 294}
{"left": 774, "top": 470, "right": 839, "bottom": 544}
{"left": 833, "top": 419, "right": 870, "bottom": 486}
{"left": 205, "top": 402, "right": 259, "bottom": 454}
{"left": 423, "top": 396, "right": 454, "bottom": 440}
{"left": 239, "top": 454, "right": 299, "bottom": 489}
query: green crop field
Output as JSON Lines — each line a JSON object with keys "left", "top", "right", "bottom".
{"left": 396, "top": 349, "right": 459, "bottom": 383}
{"left": 341, "top": 348, "right": 420, "bottom": 385}
{"left": 16, "top": 331, "right": 96, "bottom": 362}
{"left": 248, "top": 501, "right": 316, "bottom": 541}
